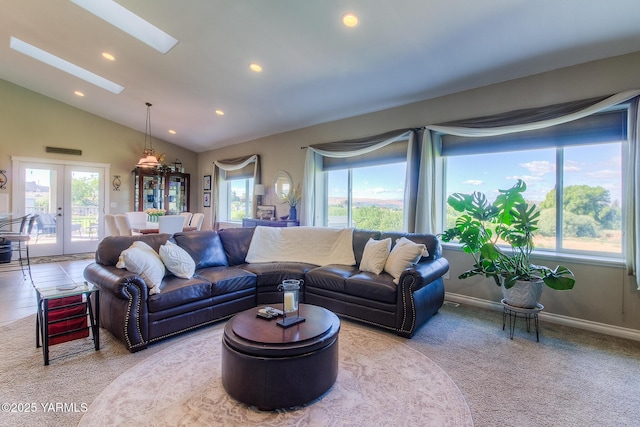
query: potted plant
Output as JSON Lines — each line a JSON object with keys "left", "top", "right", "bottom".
{"left": 440, "top": 180, "right": 575, "bottom": 308}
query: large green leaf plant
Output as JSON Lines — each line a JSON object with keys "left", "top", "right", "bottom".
{"left": 440, "top": 180, "right": 575, "bottom": 291}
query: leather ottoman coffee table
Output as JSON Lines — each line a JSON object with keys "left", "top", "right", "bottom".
{"left": 221, "top": 303, "right": 340, "bottom": 410}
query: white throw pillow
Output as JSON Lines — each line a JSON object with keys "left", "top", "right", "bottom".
{"left": 359, "top": 238, "right": 392, "bottom": 275}
{"left": 159, "top": 240, "right": 196, "bottom": 279}
{"left": 384, "top": 237, "right": 429, "bottom": 284}
{"left": 116, "top": 241, "right": 165, "bottom": 294}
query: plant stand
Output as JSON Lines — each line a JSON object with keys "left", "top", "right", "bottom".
{"left": 501, "top": 299, "right": 544, "bottom": 342}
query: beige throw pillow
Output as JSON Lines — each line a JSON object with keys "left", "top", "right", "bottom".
{"left": 116, "top": 241, "right": 165, "bottom": 294}
{"left": 159, "top": 240, "right": 196, "bottom": 279}
{"left": 384, "top": 237, "right": 429, "bottom": 284}
{"left": 359, "top": 238, "right": 392, "bottom": 275}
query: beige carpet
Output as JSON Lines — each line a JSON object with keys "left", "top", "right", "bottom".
{"left": 78, "top": 321, "right": 472, "bottom": 426}
{"left": 2, "top": 303, "right": 640, "bottom": 426}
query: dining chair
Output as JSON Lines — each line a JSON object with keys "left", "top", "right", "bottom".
{"left": 104, "top": 214, "right": 120, "bottom": 237}
{"left": 115, "top": 214, "right": 133, "bottom": 236}
{"left": 159, "top": 215, "right": 185, "bottom": 234}
{"left": 125, "top": 211, "right": 147, "bottom": 230}
{"left": 179, "top": 212, "right": 193, "bottom": 228}
{"left": 190, "top": 213, "right": 204, "bottom": 231}
{"left": 0, "top": 214, "right": 37, "bottom": 281}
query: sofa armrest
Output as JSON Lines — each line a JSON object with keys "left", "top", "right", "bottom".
{"left": 84, "top": 263, "right": 150, "bottom": 300}
{"left": 400, "top": 258, "right": 450, "bottom": 292}
{"left": 396, "top": 258, "right": 449, "bottom": 338}
{"left": 83, "top": 263, "right": 150, "bottom": 351}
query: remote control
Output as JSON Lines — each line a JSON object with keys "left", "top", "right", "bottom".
{"left": 263, "top": 306, "right": 283, "bottom": 316}
{"left": 257, "top": 308, "right": 277, "bottom": 319}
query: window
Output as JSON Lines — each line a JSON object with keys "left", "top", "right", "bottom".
{"left": 226, "top": 177, "right": 254, "bottom": 222}
{"left": 326, "top": 162, "right": 406, "bottom": 231}
{"left": 444, "top": 108, "right": 627, "bottom": 257}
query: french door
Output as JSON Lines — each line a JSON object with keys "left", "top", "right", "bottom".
{"left": 12, "top": 157, "right": 108, "bottom": 257}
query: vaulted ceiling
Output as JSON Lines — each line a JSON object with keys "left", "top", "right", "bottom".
{"left": 2, "top": 0, "right": 640, "bottom": 153}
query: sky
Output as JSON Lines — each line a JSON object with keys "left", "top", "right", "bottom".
{"left": 326, "top": 142, "right": 622, "bottom": 206}
{"left": 446, "top": 143, "right": 622, "bottom": 205}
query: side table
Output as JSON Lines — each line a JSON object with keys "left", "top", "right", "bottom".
{"left": 35, "top": 282, "right": 100, "bottom": 365}
{"left": 501, "top": 299, "right": 544, "bottom": 342}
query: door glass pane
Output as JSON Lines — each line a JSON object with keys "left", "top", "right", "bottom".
{"left": 26, "top": 167, "right": 58, "bottom": 246}
{"left": 70, "top": 170, "right": 100, "bottom": 242}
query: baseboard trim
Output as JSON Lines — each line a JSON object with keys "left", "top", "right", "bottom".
{"left": 444, "top": 292, "right": 640, "bottom": 342}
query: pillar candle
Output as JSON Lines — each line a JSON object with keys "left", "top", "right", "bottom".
{"left": 284, "top": 292, "right": 295, "bottom": 312}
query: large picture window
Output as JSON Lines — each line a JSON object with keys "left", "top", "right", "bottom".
{"left": 326, "top": 162, "right": 406, "bottom": 231}
{"left": 444, "top": 108, "right": 627, "bottom": 258}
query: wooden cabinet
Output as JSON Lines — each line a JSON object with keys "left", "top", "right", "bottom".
{"left": 242, "top": 218, "right": 300, "bottom": 228}
{"left": 133, "top": 169, "right": 190, "bottom": 214}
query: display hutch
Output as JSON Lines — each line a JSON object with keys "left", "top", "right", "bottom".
{"left": 133, "top": 168, "right": 190, "bottom": 214}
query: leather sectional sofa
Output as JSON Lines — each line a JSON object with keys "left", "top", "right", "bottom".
{"left": 84, "top": 227, "right": 449, "bottom": 352}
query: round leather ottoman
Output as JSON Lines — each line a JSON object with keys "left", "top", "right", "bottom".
{"left": 221, "top": 304, "right": 340, "bottom": 410}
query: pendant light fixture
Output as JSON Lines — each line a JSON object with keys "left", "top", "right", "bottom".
{"left": 136, "top": 102, "right": 160, "bottom": 168}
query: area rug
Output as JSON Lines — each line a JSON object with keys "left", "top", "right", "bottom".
{"left": 31, "top": 252, "right": 95, "bottom": 264}
{"left": 79, "top": 321, "right": 473, "bottom": 426}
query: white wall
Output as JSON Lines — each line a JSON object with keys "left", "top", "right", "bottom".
{"left": 0, "top": 79, "right": 198, "bottom": 214}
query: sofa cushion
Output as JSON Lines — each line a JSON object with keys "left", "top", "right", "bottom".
{"left": 381, "top": 232, "right": 439, "bottom": 261}
{"left": 241, "top": 262, "right": 317, "bottom": 287}
{"left": 345, "top": 272, "right": 397, "bottom": 304}
{"left": 194, "top": 266, "right": 256, "bottom": 296}
{"left": 359, "top": 238, "right": 391, "bottom": 275}
{"left": 305, "top": 265, "right": 360, "bottom": 293}
{"left": 173, "top": 231, "right": 228, "bottom": 268}
{"left": 116, "top": 241, "right": 166, "bottom": 294}
{"left": 352, "top": 230, "right": 381, "bottom": 265}
{"left": 159, "top": 240, "right": 196, "bottom": 279}
{"left": 148, "top": 276, "right": 212, "bottom": 313}
{"left": 384, "top": 237, "right": 428, "bottom": 284}
{"left": 218, "top": 227, "right": 255, "bottom": 266}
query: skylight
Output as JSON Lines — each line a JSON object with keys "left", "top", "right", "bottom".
{"left": 70, "top": 0, "right": 179, "bottom": 54}
{"left": 9, "top": 37, "right": 125, "bottom": 94}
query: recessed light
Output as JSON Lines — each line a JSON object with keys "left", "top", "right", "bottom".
{"left": 74, "top": 91, "right": 85, "bottom": 97}
{"left": 342, "top": 13, "right": 359, "bottom": 27}
{"left": 168, "top": 129, "right": 176, "bottom": 135}
{"left": 10, "top": 37, "right": 124, "bottom": 94}
{"left": 215, "top": 110, "right": 225, "bottom": 116}
{"left": 102, "top": 52, "right": 115, "bottom": 61}
{"left": 249, "top": 63, "right": 263, "bottom": 73}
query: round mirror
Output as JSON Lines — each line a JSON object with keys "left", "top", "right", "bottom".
{"left": 273, "top": 171, "right": 292, "bottom": 198}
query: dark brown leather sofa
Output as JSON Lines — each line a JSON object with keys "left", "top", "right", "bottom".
{"left": 84, "top": 228, "right": 448, "bottom": 352}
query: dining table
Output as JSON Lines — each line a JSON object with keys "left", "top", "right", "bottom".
{"left": 132, "top": 226, "right": 197, "bottom": 235}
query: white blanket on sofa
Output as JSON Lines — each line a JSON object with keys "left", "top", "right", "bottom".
{"left": 245, "top": 226, "right": 356, "bottom": 266}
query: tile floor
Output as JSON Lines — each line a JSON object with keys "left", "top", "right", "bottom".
{"left": 0, "top": 258, "right": 93, "bottom": 327}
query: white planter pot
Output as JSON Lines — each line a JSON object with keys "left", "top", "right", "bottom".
{"left": 501, "top": 279, "right": 543, "bottom": 309}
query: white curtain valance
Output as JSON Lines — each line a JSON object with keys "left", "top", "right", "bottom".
{"left": 426, "top": 89, "right": 640, "bottom": 137}
{"left": 308, "top": 129, "right": 412, "bottom": 158}
{"left": 214, "top": 154, "right": 259, "bottom": 171}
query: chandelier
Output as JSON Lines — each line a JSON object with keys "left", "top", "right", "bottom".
{"left": 136, "top": 102, "right": 160, "bottom": 168}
